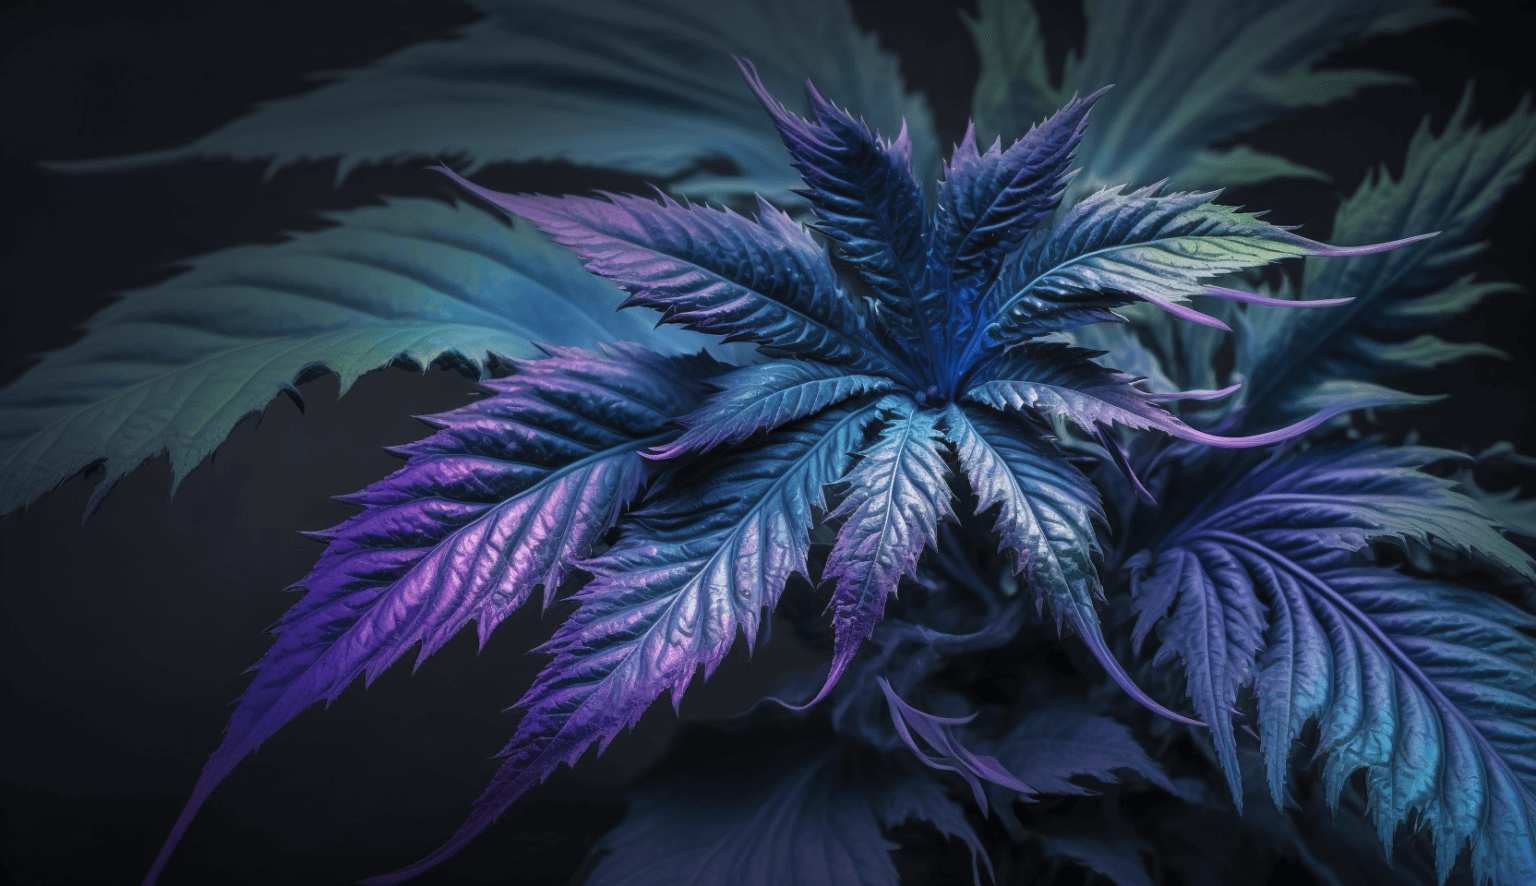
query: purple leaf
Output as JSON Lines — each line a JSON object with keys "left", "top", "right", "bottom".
{"left": 931, "top": 86, "right": 1109, "bottom": 322}
{"left": 1133, "top": 443, "right": 1536, "bottom": 883}
{"left": 809, "top": 398, "right": 952, "bottom": 706}
{"left": 143, "top": 344, "right": 715, "bottom": 885}
{"left": 987, "top": 704, "right": 1172, "bottom": 799}
{"left": 735, "top": 57, "right": 941, "bottom": 371}
{"left": 650, "top": 360, "right": 898, "bottom": 459}
{"left": 878, "top": 677, "right": 1031, "bottom": 813}
{"left": 439, "top": 167, "right": 897, "bottom": 375}
{"left": 870, "top": 773, "right": 993, "bottom": 886}
{"left": 365, "top": 402, "right": 880, "bottom": 883}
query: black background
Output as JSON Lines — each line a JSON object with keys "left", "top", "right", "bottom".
{"left": 1, "top": 1, "right": 1532, "bottom": 884}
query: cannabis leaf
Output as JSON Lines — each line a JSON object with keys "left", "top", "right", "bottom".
{"left": 1235, "top": 87, "right": 1536, "bottom": 428}
{"left": 0, "top": 199, "right": 702, "bottom": 517}
{"left": 47, "top": 0, "right": 937, "bottom": 202}
{"left": 966, "top": 0, "right": 1456, "bottom": 193}
{"left": 1130, "top": 444, "right": 1536, "bottom": 884}
{"left": 141, "top": 58, "right": 1425, "bottom": 884}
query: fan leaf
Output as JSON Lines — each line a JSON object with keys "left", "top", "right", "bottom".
{"left": 47, "top": 0, "right": 938, "bottom": 202}
{"left": 366, "top": 402, "right": 880, "bottom": 883}
{"left": 0, "top": 198, "right": 700, "bottom": 517}
{"left": 442, "top": 171, "right": 900, "bottom": 375}
{"left": 141, "top": 345, "right": 715, "bottom": 885}
{"left": 1236, "top": 87, "right": 1536, "bottom": 427}
{"left": 1131, "top": 444, "right": 1536, "bottom": 883}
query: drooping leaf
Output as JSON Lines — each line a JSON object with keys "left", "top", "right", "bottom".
{"left": 652, "top": 360, "right": 898, "bottom": 459}
{"left": 818, "top": 398, "right": 952, "bottom": 699}
{"left": 942, "top": 404, "right": 1199, "bottom": 725}
{"left": 141, "top": 345, "right": 714, "bottom": 885}
{"left": 367, "top": 402, "right": 879, "bottom": 883}
{"left": 1131, "top": 444, "right": 1536, "bottom": 883}
{"left": 1236, "top": 87, "right": 1536, "bottom": 427}
{"left": 930, "top": 86, "right": 1108, "bottom": 326}
{"left": 442, "top": 171, "right": 900, "bottom": 375}
{"left": 966, "top": 0, "right": 1455, "bottom": 195}
{"left": 980, "top": 184, "right": 1424, "bottom": 347}
{"left": 0, "top": 198, "right": 700, "bottom": 517}
{"left": 48, "top": 0, "right": 938, "bottom": 202}
{"left": 585, "top": 747, "right": 900, "bottom": 886}
{"left": 878, "top": 677, "right": 1032, "bottom": 813}
{"left": 737, "top": 58, "right": 942, "bottom": 365}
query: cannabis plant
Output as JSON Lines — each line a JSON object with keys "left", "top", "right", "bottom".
{"left": 3, "top": 2, "right": 1534, "bottom": 885}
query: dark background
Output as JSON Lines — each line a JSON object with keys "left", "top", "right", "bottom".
{"left": 1, "top": 1, "right": 1532, "bottom": 884}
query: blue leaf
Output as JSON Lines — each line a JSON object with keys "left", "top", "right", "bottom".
{"left": 1236, "top": 87, "right": 1536, "bottom": 427}
{"left": 737, "top": 58, "right": 943, "bottom": 372}
{"left": 942, "top": 403, "right": 1200, "bottom": 724}
{"left": 0, "top": 198, "right": 704, "bottom": 517}
{"left": 586, "top": 747, "right": 900, "bottom": 886}
{"left": 364, "top": 402, "right": 880, "bottom": 883}
{"left": 141, "top": 345, "right": 715, "bottom": 885}
{"left": 931, "top": 87, "right": 1109, "bottom": 327}
{"left": 816, "top": 398, "right": 952, "bottom": 700}
{"left": 442, "top": 171, "right": 902, "bottom": 376}
{"left": 48, "top": 0, "right": 939, "bottom": 202}
{"left": 651, "top": 360, "right": 899, "bottom": 459}
{"left": 1132, "top": 443, "right": 1536, "bottom": 883}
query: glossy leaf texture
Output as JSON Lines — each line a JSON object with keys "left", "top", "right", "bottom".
{"left": 818, "top": 398, "right": 953, "bottom": 700}
{"left": 930, "top": 86, "right": 1107, "bottom": 331}
{"left": 652, "top": 360, "right": 898, "bottom": 459}
{"left": 442, "top": 170, "right": 899, "bottom": 376}
{"left": 367, "top": 402, "right": 879, "bottom": 883}
{"left": 1235, "top": 87, "right": 1536, "bottom": 428}
{"left": 738, "top": 57, "right": 940, "bottom": 362}
{"left": 46, "top": 0, "right": 938, "bottom": 202}
{"left": 0, "top": 198, "right": 701, "bottom": 517}
{"left": 141, "top": 345, "right": 716, "bottom": 885}
{"left": 966, "top": 0, "right": 1454, "bottom": 195}
{"left": 1129, "top": 443, "right": 1536, "bottom": 884}
{"left": 982, "top": 184, "right": 1427, "bottom": 345}
{"left": 584, "top": 748, "right": 902, "bottom": 886}
{"left": 941, "top": 404, "right": 1200, "bottom": 724}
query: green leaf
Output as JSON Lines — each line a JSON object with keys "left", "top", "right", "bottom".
{"left": 0, "top": 198, "right": 701, "bottom": 515}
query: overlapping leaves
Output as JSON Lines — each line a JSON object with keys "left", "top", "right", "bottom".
{"left": 126, "top": 37, "right": 1443, "bottom": 886}
{"left": 1130, "top": 444, "right": 1536, "bottom": 884}
{"left": 0, "top": 199, "right": 702, "bottom": 517}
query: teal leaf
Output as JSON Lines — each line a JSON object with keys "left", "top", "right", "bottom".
{"left": 46, "top": 0, "right": 938, "bottom": 202}
{"left": 0, "top": 198, "right": 702, "bottom": 516}
{"left": 965, "top": 0, "right": 1455, "bottom": 196}
{"left": 1236, "top": 87, "right": 1536, "bottom": 427}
